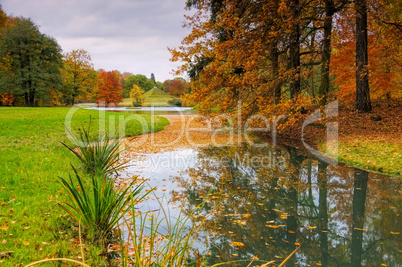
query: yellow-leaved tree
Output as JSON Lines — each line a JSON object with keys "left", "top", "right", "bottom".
{"left": 130, "top": 84, "right": 144, "bottom": 106}
{"left": 61, "top": 49, "right": 97, "bottom": 105}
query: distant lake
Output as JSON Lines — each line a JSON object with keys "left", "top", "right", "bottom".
{"left": 86, "top": 106, "right": 195, "bottom": 115}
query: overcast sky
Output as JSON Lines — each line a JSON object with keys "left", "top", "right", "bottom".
{"left": 1, "top": 0, "right": 192, "bottom": 82}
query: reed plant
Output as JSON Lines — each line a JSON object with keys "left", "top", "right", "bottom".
{"left": 58, "top": 167, "right": 148, "bottom": 245}
{"left": 62, "top": 118, "right": 128, "bottom": 177}
{"left": 59, "top": 119, "right": 150, "bottom": 248}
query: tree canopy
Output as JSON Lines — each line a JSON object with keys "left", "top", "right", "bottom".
{"left": 0, "top": 18, "right": 63, "bottom": 107}
{"left": 171, "top": 0, "right": 401, "bottom": 119}
{"left": 123, "top": 74, "right": 155, "bottom": 97}
{"left": 130, "top": 84, "right": 144, "bottom": 106}
{"left": 61, "top": 49, "right": 97, "bottom": 105}
{"left": 96, "top": 70, "right": 123, "bottom": 106}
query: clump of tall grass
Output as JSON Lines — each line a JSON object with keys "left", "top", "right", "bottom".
{"left": 62, "top": 119, "right": 127, "bottom": 177}
{"left": 58, "top": 118, "right": 149, "bottom": 249}
{"left": 58, "top": 167, "right": 149, "bottom": 245}
{"left": 118, "top": 197, "right": 209, "bottom": 267}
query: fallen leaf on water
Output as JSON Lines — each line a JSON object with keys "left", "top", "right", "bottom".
{"left": 390, "top": 231, "right": 400, "bottom": 235}
{"left": 232, "top": 254, "right": 238, "bottom": 256}
{"left": 233, "top": 220, "right": 246, "bottom": 225}
{"left": 354, "top": 228, "right": 366, "bottom": 231}
{"left": 267, "top": 225, "right": 285, "bottom": 229}
{"left": 230, "top": 242, "right": 245, "bottom": 247}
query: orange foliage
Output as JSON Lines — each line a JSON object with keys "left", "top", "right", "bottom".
{"left": 163, "top": 79, "right": 188, "bottom": 97}
{"left": 95, "top": 71, "right": 123, "bottom": 106}
{"left": 331, "top": 7, "right": 402, "bottom": 102}
{"left": 0, "top": 92, "right": 14, "bottom": 106}
{"left": 172, "top": 0, "right": 401, "bottom": 121}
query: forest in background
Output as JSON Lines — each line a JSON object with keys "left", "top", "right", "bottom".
{"left": 171, "top": 0, "right": 401, "bottom": 125}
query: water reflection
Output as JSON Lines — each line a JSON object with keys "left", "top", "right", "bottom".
{"left": 124, "top": 143, "right": 401, "bottom": 266}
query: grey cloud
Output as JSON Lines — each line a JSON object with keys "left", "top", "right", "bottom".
{"left": 1, "top": 0, "right": 191, "bottom": 81}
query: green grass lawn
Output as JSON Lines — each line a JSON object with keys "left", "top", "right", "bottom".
{"left": 0, "top": 107, "right": 169, "bottom": 266}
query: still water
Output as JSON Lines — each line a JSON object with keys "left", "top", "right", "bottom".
{"left": 120, "top": 143, "right": 401, "bottom": 266}
{"left": 87, "top": 106, "right": 195, "bottom": 115}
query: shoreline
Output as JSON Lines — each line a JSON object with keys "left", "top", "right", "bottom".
{"left": 125, "top": 104, "right": 401, "bottom": 176}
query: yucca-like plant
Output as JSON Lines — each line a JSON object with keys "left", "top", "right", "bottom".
{"left": 58, "top": 167, "right": 149, "bottom": 244}
{"left": 62, "top": 119, "right": 128, "bottom": 177}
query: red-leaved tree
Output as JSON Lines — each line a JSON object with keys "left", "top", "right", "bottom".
{"left": 96, "top": 71, "right": 123, "bottom": 106}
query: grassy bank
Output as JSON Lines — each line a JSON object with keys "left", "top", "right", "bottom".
{"left": 0, "top": 107, "right": 169, "bottom": 266}
{"left": 331, "top": 139, "right": 401, "bottom": 176}
{"left": 278, "top": 100, "right": 401, "bottom": 177}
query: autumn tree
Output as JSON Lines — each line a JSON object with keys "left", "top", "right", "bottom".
{"left": 0, "top": 92, "right": 13, "bottom": 106}
{"left": 0, "top": 6, "right": 12, "bottom": 105}
{"left": 354, "top": 0, "right": 372, "bottom": 112}
{"left": 172, "top": 0, "right": 309, "bottom": 118}
{"left": 95, "top": 71, "right": 123, "bottom": 106}
{"left": 61, "top": 49, "right": 97, "bottom": 105}
{"left": 0, "top": 18, "right": 63, "bottom": 107}
{"left": 163, "top": 78, "right": 189, "bottom": 97}
{"left": 0, "top": 5, "right": 7, "bottom": 29}
{"left": 317, "top": 0, "right": 350, "bottom": 105}
{"left": 173, "top": 0, "right": 401, "bottom": 126}
{"left": 329, "top": 0, "right": 401, "bottom": 106}
{"left": 129, "top": 84, "right": 144, "bottom": 106}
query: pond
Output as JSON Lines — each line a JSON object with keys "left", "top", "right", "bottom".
{"left": 119, "top": 142, "right": 401, "bottom": 266}
{"left": 87, "top": 106, "right": 195, "bottom": 115}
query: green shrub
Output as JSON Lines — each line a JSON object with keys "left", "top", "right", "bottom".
{"left": 168, "top": 98, "right": 183, "bottom": 107}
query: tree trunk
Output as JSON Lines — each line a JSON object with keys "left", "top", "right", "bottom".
{"left": 272, "top": 46, "right": 281, "bottom": 104}
{"left": 318, "top": 161, "right": 329, "bottom": 266}
{"left": 289, "top": 0, "right": 301, "bottom": 99}
{"left": 318, "top": 0, "right": 335, "bottom": 106}
{"left": 24, "top": 92, "right": 29, "bottom": 107}
{"left": 351, "top": 169, "right": 368, "bottom": 266}
{"left": 355, "top": 0, "right": 372, "bottom": 113}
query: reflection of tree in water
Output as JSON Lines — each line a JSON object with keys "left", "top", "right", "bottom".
{"left": 169, "top": 143, "right": 401, "bottom": 266}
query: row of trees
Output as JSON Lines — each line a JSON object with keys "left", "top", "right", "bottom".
{"left": 0, "top": 6, "right": 187, "bottom": 107}
{"left": 171, "top": 0, "right": 401, "bottom": 118}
